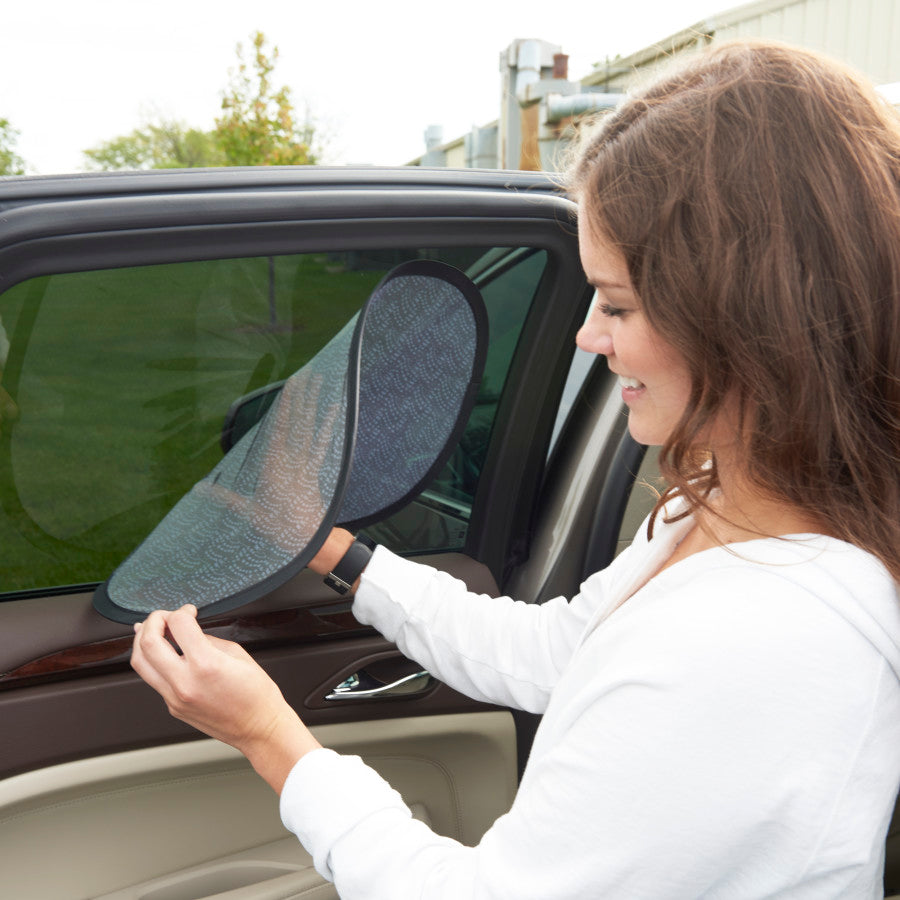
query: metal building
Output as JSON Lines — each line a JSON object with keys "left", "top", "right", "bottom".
{"left": 413, "top": 0, "right": 900, "bottom": 171}
{"left": 585, "top": 0, "right": 900, "bottom": 92}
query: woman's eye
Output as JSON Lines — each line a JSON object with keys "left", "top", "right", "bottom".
{"left": 598, "top": 303, "right": 625, "bottom": 318}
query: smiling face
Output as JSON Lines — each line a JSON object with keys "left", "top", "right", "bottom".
{"left": 575, "top": 218, "right": 692, "bottom": 447}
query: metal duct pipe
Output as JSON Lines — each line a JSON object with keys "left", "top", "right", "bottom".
{"left": 465, "top": 125, "right": 498, "bottom": 169}
{"left": 515, "top": 40, "right": 543, "bottom": 97}
{"left": 424, "top": 125, "right": 444, "bottom": 151}
{"left": 546, "top": 93, "right": 624, "bottom": 123}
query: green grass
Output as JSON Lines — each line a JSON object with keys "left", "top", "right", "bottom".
{"left": 0, "top": 245, "right": 543, "bottom": 596}
{"left": 0, "top": 253, "right": 385, "bottom": 592}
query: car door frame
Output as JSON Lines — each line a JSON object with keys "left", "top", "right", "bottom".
{"left": 0, "top": 166, "right": 603, "bottom": 782}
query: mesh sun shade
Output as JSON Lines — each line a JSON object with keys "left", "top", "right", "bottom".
{"left": 93, "top": 260, "right": 488, "bottom": 624}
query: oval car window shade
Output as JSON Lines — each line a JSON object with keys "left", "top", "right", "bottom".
{"left": 93, "top": 260, "right": 488, "bottom": 624}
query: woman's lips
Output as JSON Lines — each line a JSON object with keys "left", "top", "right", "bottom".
{"left": 618, "top": 374, "right": 646, "bottom": 402}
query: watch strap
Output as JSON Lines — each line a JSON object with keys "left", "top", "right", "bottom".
{"left": 324, "top": 537, "right": 374, "bottom": 594}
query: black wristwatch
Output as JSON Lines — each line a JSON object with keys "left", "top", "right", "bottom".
{"left": 323, "top": 535, "right": 375, "bottom": 595}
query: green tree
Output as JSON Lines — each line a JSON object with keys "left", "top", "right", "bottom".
{"left": 215, "top": 31, "right": 318, "bottom": 166}
{"left": 84, "top": 118, "right": 224, "bottom": 171}
{"left": 0, "top": 119, "right": 26, "bottom": 176}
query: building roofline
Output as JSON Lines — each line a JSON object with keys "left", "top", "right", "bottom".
{"left": 581, "top": 0, "right": 806, "bottom": 86}
{"left": 407, "top": 120, "right": 499, "bottom": 167}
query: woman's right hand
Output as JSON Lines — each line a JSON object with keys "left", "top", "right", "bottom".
{"left": 131, "top": 604, "right": 321, "bottom": 794}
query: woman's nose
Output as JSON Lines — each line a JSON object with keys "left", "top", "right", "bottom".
{"left": 575, "top": 318, "right": 614, "bottom": 357}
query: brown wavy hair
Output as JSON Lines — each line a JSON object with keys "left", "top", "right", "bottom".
{"left": 570, "top": 41, "right": 900, "bottom": 580}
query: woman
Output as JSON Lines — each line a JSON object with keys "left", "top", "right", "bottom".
{"left": 132, "top": 41, "right": 900, "bottom": 897}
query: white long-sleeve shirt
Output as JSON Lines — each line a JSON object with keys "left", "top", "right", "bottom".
{"left": 280, "top": 512, "right": 900, "bottom": 898}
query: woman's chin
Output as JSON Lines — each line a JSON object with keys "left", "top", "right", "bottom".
{"left": 626, "top": 417, "right": 667, "bottom": 447}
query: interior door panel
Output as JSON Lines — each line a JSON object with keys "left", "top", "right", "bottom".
{"left": 0, "top": 556, "right": 501, "bottom": 780}
{"left": 0, "top": 712, "right": 517, "bottom": 900}
{"left": 0, "top": 555, "right": 513, "bottom": 900}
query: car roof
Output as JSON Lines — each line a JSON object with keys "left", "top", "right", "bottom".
{"left": 0, "top": 166, "right": 564, "bottom": 208}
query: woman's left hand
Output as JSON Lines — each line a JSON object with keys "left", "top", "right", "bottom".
{"left": 131, "top": 604, "right": 321, "bottom": 793}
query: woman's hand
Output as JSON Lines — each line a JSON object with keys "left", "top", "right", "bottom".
{"left": 131, "top": 604, "right": 320, "bottom": 793}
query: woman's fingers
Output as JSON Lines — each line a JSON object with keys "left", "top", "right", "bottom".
{"left": 130, "top": 609, "right": 182, "bottom": 695}
{"left": 131, "top": 606, "right": 201, "bottom": 684}
{"left": 132, "top": 606, "right": 232, "bottom": 729}
{"left": 162, "top": 605, "right": 205, "bottom": 657}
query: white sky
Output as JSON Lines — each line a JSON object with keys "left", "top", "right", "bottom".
{"left": 3, "top": 0, "right": 728, "bottom": 175}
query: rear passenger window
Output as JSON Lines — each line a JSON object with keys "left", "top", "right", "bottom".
{"left": 0, "top": 247, "right": 547, "bottom": 596}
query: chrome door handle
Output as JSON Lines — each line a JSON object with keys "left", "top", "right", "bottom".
{"left": 325, "top": 669, "right": 434, "bottom": 701}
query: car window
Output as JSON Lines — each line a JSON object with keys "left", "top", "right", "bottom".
{"left": 367, "top": 247, "right": 546, "bottom": 554}
{"left": 547, "top": 347, "right": 596, "bottom": 456}
{"left": 0, "top": 246, "right": 547, "bottom": 597}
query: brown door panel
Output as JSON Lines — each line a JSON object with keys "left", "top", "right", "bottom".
{"left": 0, "top": 633, "right": 500, "bottom": 780}
{"left": 0, "top": 553, "right": 501, "bottom": 780}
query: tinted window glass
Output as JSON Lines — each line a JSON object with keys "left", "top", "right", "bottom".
{"left": 368, "top": 248, "right": 547, "bottom": 553}
{"left": 0, "top": 247, "right": 546, "bottom": 596}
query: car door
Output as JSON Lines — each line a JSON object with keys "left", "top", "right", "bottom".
{"left": 0, "top": 167, "right": 638, "bottom": 899}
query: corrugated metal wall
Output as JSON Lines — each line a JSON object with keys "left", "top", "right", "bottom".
{"left": 584, "top": 0, "right": 900, "bottom": 90}
{"left": 715, "top": 0, "right": 900, "bottom": 84}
